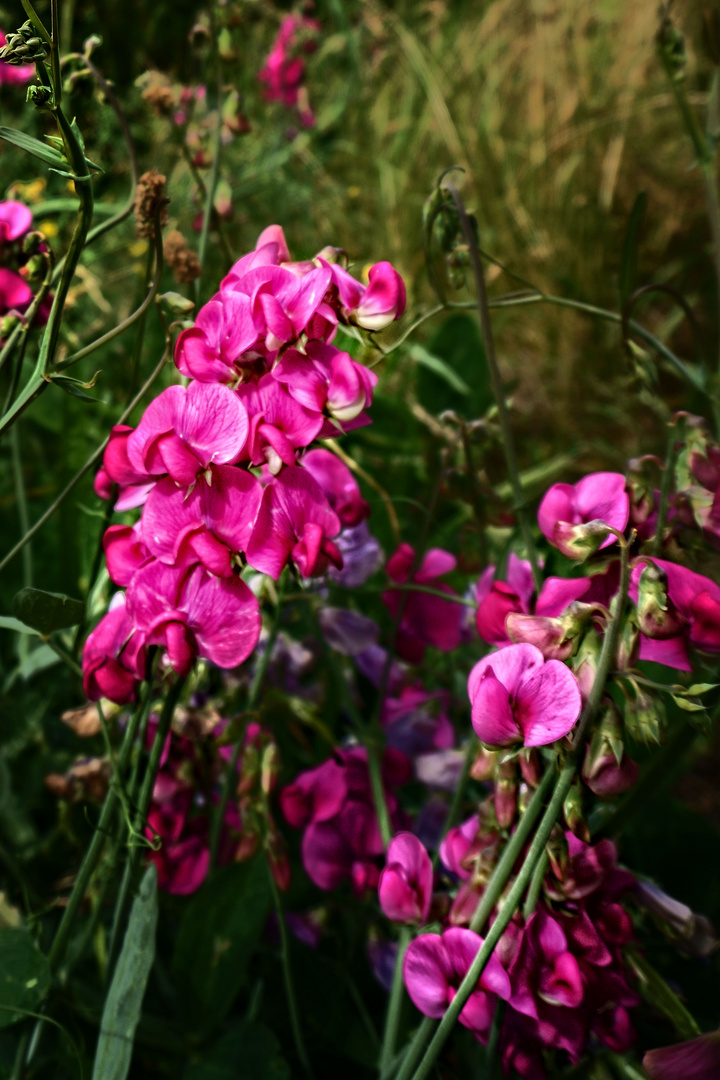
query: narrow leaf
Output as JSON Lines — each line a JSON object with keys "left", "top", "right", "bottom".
{"left": 686, "top": 683, "right": 719, "bottom": 695}
{"left": 0, "top": 615, "right": 40, "bottom": 636}
{"left": 670, "top": 695, "right": 706, "bottom": 712}
{"left": 13, "top": 588, "right": 85, "bottom": 635}
{"left": 409, "top": 343, "right": 471, "bottom": 395}
{"left": 619, "top": 191, "right": 647, "bottom": 305}
{"left": 0, "top": 127, "right": 66, "bottom": 168}
{"left": 628, "top": 951, "right": 701, "bottom": 1040}
{"left": 92, "top": 864, "right": 158, "bottom": 1080}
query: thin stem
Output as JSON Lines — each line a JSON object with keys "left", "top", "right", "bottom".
{"left": 522, "top": 850, "right": 548, "bottom": 920}
{"left": 651, "top": 416, "right": 685, "bottom": 556}
{"left": 105, "top": 676, "right": 185, "bottom": 980}
{"left": 378, "top": 583, "right": 475, "bottom": 609}
{"left": 10, "top": 425, "right": 32, "bottom": 588}
{"left": 0, "top": 344, "right": 169, "bottom": 574}
{"left": 468, "top": 766, "right": 554, "bottom": 934}
{"left": 407, "top": 540, "right": 630, "bottom": 1080}
{"left": 442, "top": 181, "right": 542, "bottom": 591}
{"left": 392, "top": 1017, "right": 435, "bottom": 1080}
{"left": 267, "top": 864, "right": 315, "bottom": 1079}
{"left": 49, "top": 0, "right": 62, "bottom": 109}
{"left": 208, "top": 576, "right": 286, "bottom": 872}
{"left": 195, "top": 10, "right": 223, "bottom": 305}
{"left": 379, "top": 926, "right": 412, "bottom": 1073}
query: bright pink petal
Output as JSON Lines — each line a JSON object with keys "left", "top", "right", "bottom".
{"left": 468, "top": 643, "right": 544, "bottom": 702}
{"left": 179, "top": 381, "right": 248, "bottom": 466}
{"left": 181, "top": 566, "right": 261, "bottom": 668}
{"left": 515, "top": 659, "right": 582, "bottom": 746}
{"left": 538, "top": 483, "right": 575, "bottom": 541}
{"left": 403, "top": 934, "right": 452, "bottom": 1017}
{"left": 470, "top": 667, "right": 520, "bottom": 747}
{"left": 0, "top": 267, "right": 32, "bottom": 309}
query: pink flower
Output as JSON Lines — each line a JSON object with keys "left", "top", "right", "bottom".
{"left": 643, "top": 1032, "right": 720, "bottom": 1080}
{"left": 222, "top": 262, "right": 332, "bottom": 352}
{"left": 301, "top": 448, "right": 369, "bottom": 527}
{"left": 0, "top": 201, "right": 33, "bottom": 316}
{"left": 538, "top": 472, "right": 629, "bottom": 558}
{"left": 103, "top": 524, "right": 152, "bottom": 587}
{"left": 439, "top": 814, "right": 480, "bottom": 881}
{"left": 140, "top": 465, "right": 262, "bottom": 578}
{"left": 99, "top": 425, "right": 156, "bottom": 511}
{"left": 507, "top": 908, "right": 584, "bottom": 1021}
{"left": 0, "top": 32, "right": 35, "bottom": 84}
{"left": 82, "top": 600, "right": 146, "bottom": 704}
{"left": 245, "top": 466, "right": 342, "bottom": 579}
{"left": 273, "top": 341, "right": 377, "bottom": 429}
{"left": 352, "top": 262, "right": 406, "bottom": 331}
{"left": 127, "top": 382, "right": 248, "bottom": 487}
{"left": 174, "top": 292, "right": 258, "bottom": 383}
{"left": 126, "top": 563, "right": 260, "bottom": 676}
{"left": 258, "top": 15, "right": 320, "bottom": 123}
{"left": 475, "top": 555, "right": 536, "bottom": 647}
{"left": 0, "top": 200, "right": 32, "bottom": 244}
{"left": 378, "top": 832, "right": 433, "bottom": 925}
{"left": 403, "top": 927, "right": 511, "bottom": 1040}
{"left": 237, "top": 374, "right": 323, "bottom": 472}
{"left": 630, "top": 557, "right": 720, "bottom": 670}
{"left": 280, "top": 758, "right": 348, "bottom": 828}
{"left": 382, "top": 544, "right": 463, "bottom": 663}
{"left": 468, "top": 643, "right": 582, "bottom": 748}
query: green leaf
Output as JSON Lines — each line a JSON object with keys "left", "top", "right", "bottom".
{"left": 670, "top": 694, "right": 706, "bottom": 712}
{"left": 12, "top": 588, "right": 85, "bottom": 636}
{"left": 619, "top": 191, "right": 647, "bottom": 305}
{"left": 18, "top": 644, "right": 59, "bottom": 681}
{"left": 0, "top": 927, "right": 51, "bottom": 1029}
{"left": 0, "top": 616, "right": 40, "bottom": 637}
{"left": 182, "top": 1022, "right": 290, "bottom": 1080}
{"left": 0, "top": 126, "right": 66, "bottom": 168}
{"left": 173, "top": 859, "right": 271, "bottom": 1040}
{"left": 408, "top": 343, "right": 471, "bottom": 395}
{"left": 686, "top": 683, "right": 719, "bottom": 695}
{"left": 628, "top": 950, "right": 701, "bottom": 1040}
{"left": 416, "top": 313, "right": 493, "bottom": 419}
{"left": 92, "top": 864, "right": 158, "bottom": 1080}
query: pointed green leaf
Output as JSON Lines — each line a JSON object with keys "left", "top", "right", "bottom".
{"left": 628, "top": 950, "right": 700, "bottom": 1039}
{"left": 409, "top": 343, "right": 471, "bottom": 395}
{"left": 0, "top": 927, "right": 51, "bottom": 1029}
{"left": 620, "top": 191, "right": 647, "bottom": 305}
{"left": 0, "top": 126, "right": 66, "bottom": 168}
{"left": 92, "top": 864, "right": 158, "bottom": 1080}
{"left": 670, "top": 695, "right": 706, "bottom": 712}
{"left": 686, "top": 683, "right": 719, "bottom": 695}
{"left": 0, "top": 616, "right": 40, "bottom": 636}
{"left": 13, "top": 588, "right": 85, "bottom": 635}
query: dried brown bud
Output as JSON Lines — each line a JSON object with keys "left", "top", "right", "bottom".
{"left": 134, "top": 169, "right": 169, "bottom": 240}
{"left": 140, "top": 71, "right": 176, "bottom": 116}
{"left": 164, "top": 229, "right": 201, "bottom": 284}
{"left": 45, "top": 757, "right": 111, "bottom": 803}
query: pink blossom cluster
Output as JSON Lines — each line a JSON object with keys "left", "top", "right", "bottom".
{"left": 84, "top": 225, "right": 405, "bottom": 703}
{"left": 258, "top": 14, "right": 321, "bottom": 128}
{"left": 0, "top": 200, "right": 40, "bottom": 329}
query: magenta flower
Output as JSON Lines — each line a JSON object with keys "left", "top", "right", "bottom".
{"left": 475, "top": 554, "right": 536, "bottom": 647}
{"left": 0, "top": 201, "right": 33, "bottom": 316}
{"left": 99, "top": 425, "right": 156, "bottom": 510}
{"left": 538, "top": 472, "right": 629, "bottom": 558}
{"left": 378, "top": 832, "right": 433, "bottom": 925}
{"left": 82, "top": 600, "right": 146, "bottom": 704}
{"left": 140, "top": 465, "right": 262, "bottom": 578}
{"left": 301, "top": 448, "right": 369, "bottom": 527}
{"left": 439, "top": 814, "right": 480, "bottom": 881}
{"left": 237, "top": 373, "right": 323, "bottom": 472}
{"left": 403, "top": 927, "right": 511, "bottom": 1040}
{"left": 224, "top": 262, "right": 332, "bottom": 351}
{"left": 174, "top": 292, "right": 258, "bottom": 383}
{"left": 468, "top": 643, "right": 582, "bottom": 748}
{"left": 643, "top": 1032, "right": 720, "bottom": 1080}
{"left": 507, "top": 908, "right": 584, "bottom": 1021}
{"left": 245, "top": 466, "right": 342, "bottom": 579}
{"left": 274, "top": 341, "right": 377, "bottom": 429}
{"left": 126, "top": 563, "right": 260, "bottom": 676}
{"left": 382, "top": 544, "right": 463, "bottom": 663}
{"left": 630, "top": 556, "right": 720, "bottom": 670}
{"left": 258, "top": 14, "right": 320, "bottom": 122}
{"left": 127, "top": 382, "right": 248, "bottom": 487}
{"left": 103, "top": 524, "right": 152, "bottom": 587}
{"left": 280, "top": 757, "right": 348, "bottom": 829}
{"left": 352, "top": 262, "right": 406, "bottom": 331}
{"left": 0, "top": 31, "right": 35, "bottom": 84}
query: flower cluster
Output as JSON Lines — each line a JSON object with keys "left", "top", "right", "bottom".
{"left": 83, "top": 225, "right": 405, "bottom": 703}
{"left": 258, "top": 14, "right": 321, "bottom": 128}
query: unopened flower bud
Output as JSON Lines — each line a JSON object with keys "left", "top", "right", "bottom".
{"left": 314, "top": 244, "right": 346, "bottom": 267}
{"left": 238, "top": 743, "right": 260, "bottom": 796}
{"left": 583, "top": 705, "right": 639, "bottom": 797}
{"left": 636, "top": 562, "right": 688, "bottom": 640}
{"left": 261, "top": 742, "right": 280, "bottom": 795}
{"left": 624, "top": 687, "right": 666, "bottom": 745}
{"left": 518, "top": 748, "right": 541, "bottom": 787}
{"left": 158, "top": 290, "right": 196, "bottom": 316}
{"left": 0, "top": 314, "right": 21, "bottom": 341}
{"left": 572, "top": 629, "right": 601, "bottom": 703}
{"left": 563, "top": 778, "right": 588, "bottom": 839}
{"left": 636, "top": 880, "right": 717, "bottom": 958}
{"left": 552, "top": 519, "right": 613, "bottom": 561}
{"left": 1, "top": 20, "right": 49, "bottom": 64}
{"left": 494, "top": 758, "right": 518, "bottom": 830}
{"left": 507, "top": 601, "right": 599, "bottom": 661}
{"left": 615, "top": 605, "right": 640, "bottom": 670}
{"left": 352, "top": 262, "right": 406, "bottom": 331}
{"left": 469, "top": 746, "right": 497, "bottom": 781}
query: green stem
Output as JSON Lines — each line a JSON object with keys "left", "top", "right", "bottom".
{"left": 208, "top": 575, "right": 286, "bottom": 872}
{"left": 442, "top": 181, "right": 542, "bottom": 592}
{"left": 406, "top": 540, "right": 630, "bottom": 1080}
{"left": 391, "top": 1017, "right": 435, "bottom": 1080}
{"left": 651, "top": 416, "right": 685, "bottom": 556}
{"left": 105, "top": 676, "right": 185, "bottom": 980}
{"left": 379, "top": 926, "right": 412, "bottom": 1073}
{"left": 468, "top": 766, "right": 554, "bottom": 933}
{"left": 267, "top": 864, "right": 315, "bottom": 1079}
{"left": 0, "top": 344, "right": 169, "bottom": 574}
{"left": 522, "top": 850, "right": 548, "bottom": 920}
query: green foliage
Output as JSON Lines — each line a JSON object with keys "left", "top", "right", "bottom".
{"left": 182, "top": 1022, "right": 289, "bottom": 1080}
{"left": 12, "top": 588, "right": 84, "bottom": 636}
{"left": 0, "top": 926, "right": 51, "bottom": 1029}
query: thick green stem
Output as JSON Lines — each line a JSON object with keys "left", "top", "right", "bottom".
{"left": 442, "top": 181, "right": 542, "bottom": 591}
{"left": 406, "top": 540, "right": 630, "bottom": 1080}
{"left": 379, "top": 926, "right": 412, "bottom": 1073}
{"left": 209, "top": 576, "right": 286, "bottom": 872}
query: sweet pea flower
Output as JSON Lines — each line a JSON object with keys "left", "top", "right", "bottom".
{"left": 0, "top": 200, "right": 33, "bottom": 316}
{"left": 538, "top": 472, "right": 629, "bottom": 558}
{"left": 352, "top": 262, "right": 406, "bottom": 331}
{"left": 475, "top": 554, "right": 536, "bottom": 646}
{"left": 103, "top": 524, "right": 152, "bottom": 587}
{"left": 82, "top": 600, "right": 146, "bottom": 704}
{"left": 222, "top": 261, "right": 332, "bottom": 351}
{"left": 379, "top": 832, "right": 432, "bottom": 924}
{"left": 174, "top": 291, "right": 259, "bottom": 383}
{"left": 468, "top": 643, "right": 582, "bottom": 748}
{"left": 237, "top": 373, "right": 323, "bottom": 473}
{"left": 382, "top": 544, "right": 463, "bottom": 663}
{"left": 127, "top": 382, "right": 249, "bottom": 487}
{"left": 630, "top": 557, "right": 720, "bottom": 670}
{"left": 126, "top": 563, "right": 260, "bottom": 676}
{"left": 98, "top": 425, "right": 156, "bottom": 510}
{"left": 301, "top": 448, "right": 369, "bottom": 527}
{"left": 643, "top": 1032, "right": 720, "bottom": 1080}
{"left": 245, "top": 465, "right": 342, "bottom": 579}
{"left": 329, "top": 522, "right": 384, "bottom": 587}
{"left": 507, "top": 908, "right": 584, "bottom": 1021}
{"left": 403, "top": 927, "right": 511, "bottom": 1040}
{"left": 439, "top": 814, "right": 480, "bottom": 881}
{"left": 140, "top": 465, "right": 262, "bottom": 578}
{"left": 280, "top": 757, "right": 348, "bottom": 829}
{"left": 274, "top": 341, "right": 377, "bottom": 430}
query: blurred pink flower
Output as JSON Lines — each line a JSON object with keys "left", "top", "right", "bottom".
{"left": 378, "top": 832, "right": 433, "bottom": 925}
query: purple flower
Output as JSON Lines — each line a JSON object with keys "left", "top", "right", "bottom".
{"left": 630, "top": 556, "right": 720, "bottom": 671}
{"left": 378, "top": 832, "right": 433, "bottom": 925}
{"left": 468, "top": 643, "right": 582, "bottom": 748}
{"left": 643, "top": 1032, "right": 720, "bottom": 1079}
{"left": 403, "top": 927, "right": 511, "bottom": 1040}
{"left": 329, "top": 522, "right": 384, "bottom": 588}
{"left": 301, "top": 448, "right": 370, "bottom": 527}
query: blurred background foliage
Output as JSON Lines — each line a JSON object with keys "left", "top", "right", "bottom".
{"left": 1, "top": 0, "right": 720, "bottom": 1075}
